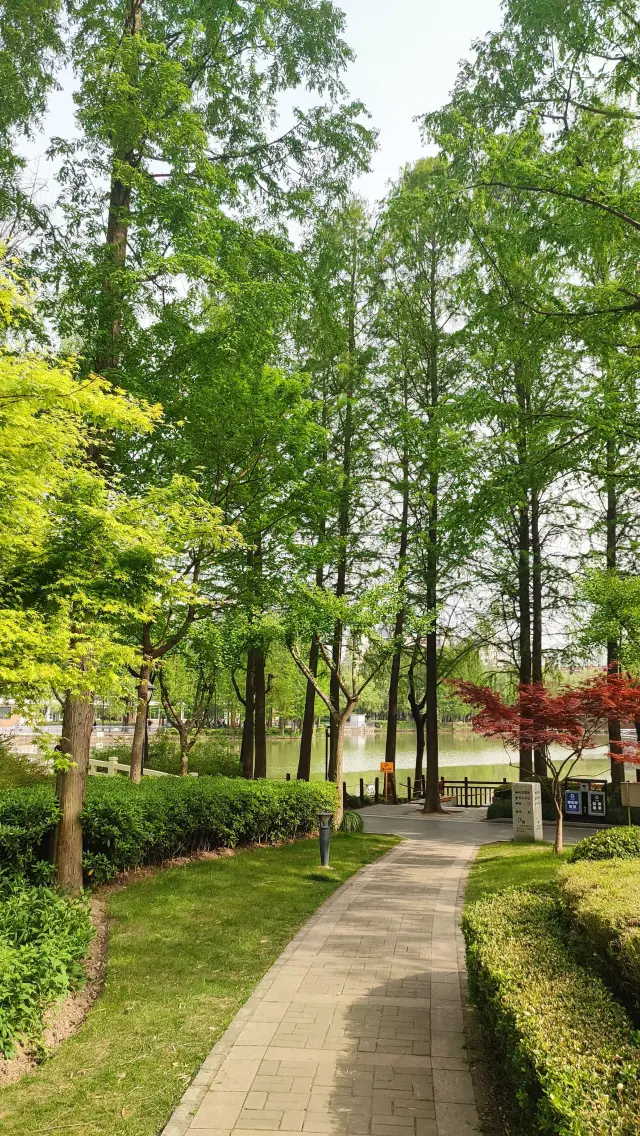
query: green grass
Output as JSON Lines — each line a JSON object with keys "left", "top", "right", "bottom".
{"left": 0, "top": 832, "right": 398, "bottom": 1136}
{"left": 465, "top": 840, "right": 571, "bottom": 904}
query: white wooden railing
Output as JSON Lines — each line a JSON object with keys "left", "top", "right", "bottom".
{"left": 88, "top": 757, "right": 197, "bottom": 778}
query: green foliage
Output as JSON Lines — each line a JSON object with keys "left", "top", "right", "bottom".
{"left": 97, "top": 732, "right": 242, "bottom": 777}
{"left": 0, "top": 778, "right": 338, "bottom": 885}
{"left": 463, "top": 886, "right": 640, "bottom": 1135}
{"left": 0, "top": 784, "right": 59, "bottom": 882}
{"left": 559, "top": 859, "right": 640, "bottom": 1009}
{"left": 568, "top": 827, "right": 640, "bottom": 863}
{"left": 0, "top": 876, "right": 93, "bottom": 1058}
{"left": 0, "top": 745, "right": 52, "bottom": 790}
{"left": 340, "top": 810, "right": 364, "bottom": 833}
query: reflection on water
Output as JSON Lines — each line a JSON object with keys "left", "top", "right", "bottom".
{"left": 265, "top": 728, "right": 613, "bottom": 790}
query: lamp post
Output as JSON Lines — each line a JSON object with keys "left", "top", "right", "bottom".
{"left": 318, "top": 811, "right": 333, "bottom": 867}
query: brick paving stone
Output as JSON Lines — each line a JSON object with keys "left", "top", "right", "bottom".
{"left": 161, "top": 832, "right": 485, "bottom": 1136}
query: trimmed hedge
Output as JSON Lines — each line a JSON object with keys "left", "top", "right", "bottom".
{"left": 0, "top": 877, "right": 93, "bottom": 1057}
{"left": 463, "top": 886, "right": 640, "bottom": 1134}
{"left": 568, "top": 826, "right": 640, "bottom": 863}
{"left": 0, "top": 777, "right": 339, "bottom": 884}
{"left": 559, "top": 860, "right": 640, "bottom": 1010}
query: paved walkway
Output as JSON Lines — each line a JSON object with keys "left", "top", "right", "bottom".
{"left": 162, "top": 832, "right": 484, "bottom": 1136}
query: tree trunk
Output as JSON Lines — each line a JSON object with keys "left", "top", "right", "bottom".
{"left": 531, "top": 487, "right": 546, "bottom": 779}
{"left": 516, "top": 370, "right": 533, "bottom": 779}
{"left": 54, "top": 692, "right": 94, "bottom": 891}
{"left": 179, "top": 729, "right": 189, "bottom": 776}
{"left": 423, "top": 621, "right": 441, "bottom": 813}
{"left": 553, "top": 779, "right": 563, "bottom": 855}
{"left": 298, "top": 635, "right": 319, "bottom": 780}
{"left": 606, "top": 438, "right": 624, "bottom": 788}
{"left": 423, "top": 246, "right": 443, "bottom": 815}
{"left": 130, "top": 660, "right": 151, "bottom": 783}
{"left": 407, "top": 645, "right": 426, "bottom": 789}
{"left": 254, "top": 647, "right": 267, "bottom": 779}
{"left": 241, "top": 649, "right": 255, "bottom": 779}
{"left": 384, "top": 390, "right": 410, "bottom": 771}
{"left": 414, "top": 719, "right": 425, "bottom": 786}
{"left": 332, "top": 716, "right": 346, "bottom": 828}
{"left": 96, "top": 0, "right": 143, "bottom": 376}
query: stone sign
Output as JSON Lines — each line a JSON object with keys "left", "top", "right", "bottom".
{"left": 512, "top": 782, "right": 543, "bottom": 842}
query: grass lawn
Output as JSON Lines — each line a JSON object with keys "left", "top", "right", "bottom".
{"left": 0, "top": 832, "right": 398, "bottom": 1136}
{"left": 465, "top": 840, "right": 571, "bottom": 904}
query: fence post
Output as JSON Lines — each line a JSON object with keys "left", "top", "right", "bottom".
{"left": 108, "top": 758, "right": 117, "bottom": 777}
{"left": 464, "top": 776, "right": 469, "bottom": 807}
{"left": 374, "top": 776, "right": 379, "bottom": 804}
{"left": 407, "top": 776, "right": 412, "bottom": 803}
{"left": 390, "top": 774, "right": 397, "bottom": 805}
{"left": 342, "top": 782, "right": 348, "bottom": 809}
{"left": 359, "top": 778, "right": 365, "bottom": 806}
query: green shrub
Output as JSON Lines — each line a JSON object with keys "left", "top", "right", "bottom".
{"left": 559, "top": 859, "right": 640, "bottom": 1009}
{"left": 0, "top": 745, "right": 52, "bottom": 791}
{"left": 340, "top": 810, "right": 364, "bottom": 834}
{"left": 0, "top": 785, "right": 60, "bottom": 882}
{"left": 0, "top": 877, "right": 93, "bottom": 1057}
{"left": 95, "top": 732, "right": 242, "bottom": 777}
{"left": 463, "top": 886, "right": 640, "bottom": 1134}
{"left": 569, "top": 826, "right": 640, "bottom": 863}
{"left": 0, "top": 778, "right": 339, "bottom": 885}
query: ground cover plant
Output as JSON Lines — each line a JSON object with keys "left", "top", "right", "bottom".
{"left": 568, "top": 827, "right": 640, "bottom": 863}
{"left": 0, "top": 832, "right": 398, "bottom": 1136}
{"left": 464, "top": 885, "right": 640, "bottom": 1134}
{"left": 559, "top": 858, "right": 640, "bottom": 1010}
{"left": 0, "top": 877, "right": 93, "bottom": 1058}
{"left": 0, "top": 778, "right": 338, "bottom": 884}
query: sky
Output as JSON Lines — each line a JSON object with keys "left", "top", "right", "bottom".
{"left": 335, "top": 0, "right": 503, "bottom": 201}
{"left": 21, "top": 0, "right": 504, "bottom": 206}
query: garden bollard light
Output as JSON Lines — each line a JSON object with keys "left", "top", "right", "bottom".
{"left": 318, "top": 811, "right": 333, "bottom": 867}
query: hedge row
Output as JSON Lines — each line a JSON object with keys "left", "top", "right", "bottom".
{"left": 0, "top": 777, "right": 339, "bottom": 884}
{"left": 463, "top": 886, "right": 640, "bottom": 1134}
{"left": 559, "top": 858, "right": 640, "bottom": 1011}
{"left": 568, "top": 826, "right": 640, "bottom": 862}
{"left": 0, "top": 877, "right": 93, "bottom": 1057}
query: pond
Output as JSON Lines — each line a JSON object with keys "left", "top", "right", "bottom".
{"left": 265, "top": 727, "right": 614, "bottom": 791}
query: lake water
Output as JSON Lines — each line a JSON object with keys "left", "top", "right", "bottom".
{"left": 265, "top": 728, "right": 614, "bottom": 790}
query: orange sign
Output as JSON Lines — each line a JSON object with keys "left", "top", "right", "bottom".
{"left": 380, "top": 762, "right": 394, "bottom": 773}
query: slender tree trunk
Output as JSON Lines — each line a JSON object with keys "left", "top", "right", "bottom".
{"left": 553, "top": 779, "right": 563, "bottom": 855}
{"left": 414, "top": 719, "right": 425, "bottom": 786}
{"left": 423, "top": 249, "right": 442, "bottom": 815}
{"left": 254, "top": 647, "right": 267, "bottom": 778}
{"left": 606, "top": 438, "right": 624, "bottom": 788}
{"left": 130, "top": 660, "right": 151, "bottom": 783}
{"left": 54, "top": 692, "right": 94, "bottom": 891}
{"left": 96, "top": 0, "right": 143, "bottom": 376}
{"left": 408, "top": 649, "right": 426, "bottom": 788}
{"left": 516, "top": 367, "right": 533, "bottom": 779}
{"left": 332, "top": 715, "right": 346, "bottom": 828}
{"left": 241, "top": 649, "right": 255, "bottom": 779}
{"left": 298, "top": 635, "right": 319, "bottom": 780}
{"left": 384, "top": 422, "right": 410, "bottom": 771}
{"left": 531, "top": 487, "right": 546, "bottom": 779}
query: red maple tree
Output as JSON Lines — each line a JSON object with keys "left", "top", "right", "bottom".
{"left": 453, "top": 671, "right": 640, "bottom": 853}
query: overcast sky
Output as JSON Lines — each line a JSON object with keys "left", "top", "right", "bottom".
{"left": 336, "top": 0, "right": 503, "bottom": 201}
{"left": 22, "top": 0, "right": 504, "bottom": 205}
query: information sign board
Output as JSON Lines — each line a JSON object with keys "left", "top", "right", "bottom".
{"left": 512, "top": 782, "right": 543, "bottom": 842}
{"left": 380, "top": 762, "right": 394, "bottom": 773}
{"left": 565, "top": 790, "right": 581, "bottom": 815}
